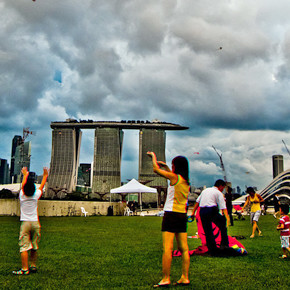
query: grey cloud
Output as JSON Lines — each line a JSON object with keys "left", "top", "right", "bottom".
{"left": 125, "top": 10, "right": 166, "bottom": 54}
{"left": 2, "top": 0, "right": 290, "bottom": 190}
{"left": 276, "top": 31, "right": 290, "bottom": 81}
{"left": 114, "top": 0, "right": 174, "bottom": 55}
{"left": 171, "top": 16, "right": 271, "bottom": 69}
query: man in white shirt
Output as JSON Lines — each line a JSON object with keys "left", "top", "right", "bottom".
{"left": 192, "top": 179, "right": 230, "bottom": 255}
{"left": 13, "top": 167, "right": 49, "bottom": 275}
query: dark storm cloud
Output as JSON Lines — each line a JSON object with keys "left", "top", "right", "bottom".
{"left": 1, "top": 0, "right": 290, "bottom": 189}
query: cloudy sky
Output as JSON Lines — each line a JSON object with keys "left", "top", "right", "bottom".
{"left": 1, "top": 0, "right": 290, "bottom": 191}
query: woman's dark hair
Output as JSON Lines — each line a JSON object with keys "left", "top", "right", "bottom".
{"left": 246, "top": 187, "right": 255, "bottom": 194}
{"left": 23, "top": 177, "right": 36, "bottom": 197}
{"left": 172, "top": 156, "right": 190, "bottom": 185}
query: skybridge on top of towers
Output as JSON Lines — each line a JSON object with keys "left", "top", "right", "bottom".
{"left": 51, "top": 119, "right": 189, "bottom": 130}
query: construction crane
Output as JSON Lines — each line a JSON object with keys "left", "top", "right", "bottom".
{"left": 22, "top": 127, "right": 36, "bottom": 143}
{"left": 212, "top": 145, "right": 227, "bottom": 183}
{"left": 282, "top": 140, "right": 290, "bottom": 157}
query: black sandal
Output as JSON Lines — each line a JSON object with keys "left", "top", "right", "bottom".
{"left": 153, "top": 282, "right": 170, "bottom": 288}
{"left": 29, "top": 266, "right": 37, "bottom": 273}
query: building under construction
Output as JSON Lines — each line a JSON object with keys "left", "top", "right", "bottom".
{"left": 47, "top": 120, "right": 188, "bottom": 199}
{"left": 10, "top": 129, "right": 34, "bottom": 183}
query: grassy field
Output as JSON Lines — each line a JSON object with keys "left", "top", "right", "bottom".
{"left": 0, "top": 214, "right": 288, "bottom": 289}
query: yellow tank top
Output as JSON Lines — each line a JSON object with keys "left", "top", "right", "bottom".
{"left": 164, "top": 175, "right": 190, "bottom": 213}
{"left": 249, "top": 194, "right": 261, "bottom": 212}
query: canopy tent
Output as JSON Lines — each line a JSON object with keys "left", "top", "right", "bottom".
{"left": 110, "top": 178, "right": 157, "bottom": 211}
{"left": 232, "top": 195, "right": 248, "bottom": 205}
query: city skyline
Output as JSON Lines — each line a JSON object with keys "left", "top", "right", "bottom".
{"left": 1, "top": 125, "right": 288, "bottom": 192}
{"left": 1, "top": 1, "right": 290, "bottom": 190}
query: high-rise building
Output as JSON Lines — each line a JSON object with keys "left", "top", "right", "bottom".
{"left": 10, "top": 135, "right": 22, "bottom": 182}
{"left": 28, "top": 172, "right": 37, "bottom": 183}
{"left": 92, "top": 128, "right": 123, "bottom": 194}
{"left": 138, "top": 128, "right": 168, "bottom": 205}
{"left": 46, "top": 128, "right": 82, "bottom": 197}
{"left": 272, "top": 155, "right": 284, "bottom": 179}
{"left": 14, "top": 141, "right": 31, "bottom": 183}
{"left": 0, "top": 159, "right": 10, "bottom": 184}
{"left": 138, "top": 128, "right": 167, "bottom": 188}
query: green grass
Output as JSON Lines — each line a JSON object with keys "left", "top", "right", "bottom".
{"left": 0, "top": 215, "right": 288, "bottom": 289}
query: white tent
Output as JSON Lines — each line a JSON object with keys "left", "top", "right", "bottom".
{"left": 110, "top": 178, "right": 157, "bottom": 211}
{"left": 232, "top": 194, "right": 248, "bottom": 205}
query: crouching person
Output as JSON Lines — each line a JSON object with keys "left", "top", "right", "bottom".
{"left": 13, "top": 167, "right": 49, "bottom": 275}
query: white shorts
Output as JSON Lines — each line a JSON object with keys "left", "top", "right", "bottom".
{"left": 19, "top": 221, "right": 41, "bottom": 253}
{"left": 250, "top": 210, "right": 261, "bottom": 223}
{"left": 280, "top": 236, "right": 289, "bottom": 248}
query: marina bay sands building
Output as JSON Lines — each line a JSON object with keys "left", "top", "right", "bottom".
{"left": 93, "top": 127, "right": 124, "bottom": 194}
{"left": 47, "top": 120, "right": 188, "bottom": 198}
{"left": 48, "top": 127, "right": 82, "bottom": 195}
{"left": 139, "top": 128, "right": 166, "bottom": 187}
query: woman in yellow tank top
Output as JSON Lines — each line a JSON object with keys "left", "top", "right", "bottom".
{"left": 147, "top": 151, "right": 190, "bottom": 287}
{"left": 241, "top": 187, "right": 265, "bottom": 238}
{"left": 249, "top": 194, "right": 262, "bottom": 212}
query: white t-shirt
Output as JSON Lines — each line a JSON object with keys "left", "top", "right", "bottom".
{"left": 196, "top": 186, "right": 226, "bottom": 210}
{"left": 19, "top": 187, "right": 42, "bottom": 221}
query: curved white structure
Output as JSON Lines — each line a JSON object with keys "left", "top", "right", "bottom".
{"left": 260, "top": 169, "right": 290, "bottom": 203}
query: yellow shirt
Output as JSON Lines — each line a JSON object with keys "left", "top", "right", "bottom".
{"left": 249, "top": 194, "right": 261, "bottom": 212}
{"left": 164, "top": 175, "right": 190, "bottom": 213}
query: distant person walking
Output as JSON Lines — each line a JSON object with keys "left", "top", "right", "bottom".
{"left": 147, "top": 152, "right": 190, "bottom": 287}
{"left": 241, "top": 187, "right": 264, "bottom": 238}
{"left": 276, "top": 204, "right": 290, "bottom": 259}
{"left": 225, "top": 186, "right": 234, "bottom": 226}
{"left": 132, "top": 200, "right": 137, "bottom": 215}
{"left": 13, "top": 167, "right": 49, "bottom": 275}
{"left": 273, "top": 194, "right": 280, "bottom": 219}
{"left": 191, "top": 179, "right": 230, "bottom": 255}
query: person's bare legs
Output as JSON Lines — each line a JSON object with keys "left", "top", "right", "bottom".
{"left": 155, "top": 232, "right": 175, "bottom": 286}
{"left": 250, "top": 221, "right": 259, "bottom": 238}
{"left": 20, "top": 251, "right": 29, "bottom": 271}
{"left": 256, "top": 223, "right": 262, "bottom": 236}
{"left": 175, "top": 232, "right": 190, "bottom": 284}
{"left": 281, "top": 246, "right": 290, "bottom": 257}
{"left": 30, "top": 250, "right": 37, "bottom": 267}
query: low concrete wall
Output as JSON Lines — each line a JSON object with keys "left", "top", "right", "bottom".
{"left": 0, "top": 199, "right": 122, "bottom": 217}
{"left": 0, "top": 199, "right": 19, "bottom": 216}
